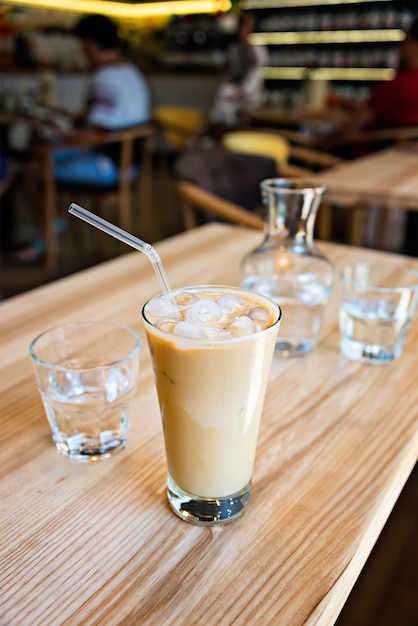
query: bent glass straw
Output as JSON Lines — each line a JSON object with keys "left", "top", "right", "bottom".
{"left": 68, "top": 203, "right": 176, "bottom": 307}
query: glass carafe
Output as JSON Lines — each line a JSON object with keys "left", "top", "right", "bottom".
{"left": 239, "top": 178, "right": 334, "bottom": 357}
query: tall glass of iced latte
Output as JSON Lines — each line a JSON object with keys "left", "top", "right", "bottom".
{"left": 142, "top": 285, "right": 281, "bottom": 525}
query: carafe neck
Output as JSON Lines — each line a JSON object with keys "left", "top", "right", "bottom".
{"left": 262, "top": 180, "right": 324, "bottom": 244}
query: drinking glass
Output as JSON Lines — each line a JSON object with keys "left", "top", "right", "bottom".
{"left": 339, "top": 262, "right": 418, "bottom": 363}
{"left": 142, "top": 285, "right": 281, "bottom": 525}
{"left": 30, "top": 321, "right": 141, "bottom": 460}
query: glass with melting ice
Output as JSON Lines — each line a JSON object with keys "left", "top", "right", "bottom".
{"left": 142, "top": 285, "right": 281, "bottom": 525}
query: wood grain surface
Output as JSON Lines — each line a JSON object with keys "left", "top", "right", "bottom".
{"left": 313, "top": 147, "right": 418, "bottom": 210}
{"left": 1, "top": 223, "right": 417, "bottom": 626}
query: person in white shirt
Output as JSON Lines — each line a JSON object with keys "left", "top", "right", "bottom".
{"left": 16, "top": 14, "right": 150, "bottom": 262}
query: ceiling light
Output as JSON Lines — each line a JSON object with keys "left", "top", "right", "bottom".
{"left": 3, "top": 0, "right": 231, "bottom": 19}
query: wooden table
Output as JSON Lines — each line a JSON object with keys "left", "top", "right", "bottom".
{"left": 240, "top": 106, "right": 348, "bottom": 147}
{"left": 241, "top": 106, "right": 348, "bottom": 129}
{"left": 1, "top": 223, "right": 417, "bottom": 625}
{"left": 313, "top": 146, "right": 418, "bottom": 245}
{"left": 314, "top": 146, "right": 418, "bottom": 210}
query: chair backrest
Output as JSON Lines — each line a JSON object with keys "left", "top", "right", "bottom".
{"left": 174, "top": 146, "right": 277, "bottom": 214}
{"left": 222, "top": 130, "right": 290, "bottom": 169}
{"left": 176, "top": 180, "right": 264, "bottom": 231}
{"left": 116, "top": 124, "right": 154, "bottom": 166}
{"left": 153, "top": 106, "right": 205, "bottom": 149}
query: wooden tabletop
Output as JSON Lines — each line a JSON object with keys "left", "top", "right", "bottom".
{"left": 241, "top": 106, "right": 348, "bottom": 127}
{"left": 1, "top": 223, "right": 417, "bottom": 625}
{"left": 313, "top": 146, "right": 418, "bottom": 211}
{"left": 239, "top": 106, "right": 348, "bottom": 147}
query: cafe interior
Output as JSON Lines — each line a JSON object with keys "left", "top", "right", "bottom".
{"left": 1, "top": 0, "right": 417, "bottom": 624}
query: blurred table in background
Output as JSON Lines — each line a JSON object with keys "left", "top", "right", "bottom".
{"left": 241, "top": 106, "right": 348, "bottom": 127}
{"left": 313, "top": 146, "right": 418, "bottom": 245}
{"left": 240, "top": 106, "right": 348, "bottom": 146}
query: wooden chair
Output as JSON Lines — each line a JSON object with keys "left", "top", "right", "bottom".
{"left": 222, "top": 130, "right": 290, "bottom": 168}
{"left": 175, "top": 130, "right": 345, "bottom": 240}
{"left": 220, "top": 128, "right": 344, "bottom": 177}
{"left": 152, "top": 106, "right": 205, "bottom": 150}
{"left": 219, "top": 128, "right": 347, "bottom": 239}
{"left": 35, "top": 123, "right": 155, "bottom": 272}
{"left": 176, "top": 180, "right": 264, "bottom": 231}
{"left": 176, "top": 176, "right": 353, "bottom": 248}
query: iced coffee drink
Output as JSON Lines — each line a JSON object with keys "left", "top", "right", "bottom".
{"left": 142, "top": 285, "right": 281, "bottom": 525}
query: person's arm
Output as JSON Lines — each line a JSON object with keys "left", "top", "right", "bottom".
{"left": 49, "top": 74, "right": 111, "bottom": 142}
{"left": 335, "top": 106, "right": 375, "bottom": 138}
{"left": 44, "top": 116, "right": 107, "bottom": 143}
{"left": 320, "top": 78, "right": 399, "bottom": 150}
{"left": 319, "top": 103, "right": 376, "bottom": 150}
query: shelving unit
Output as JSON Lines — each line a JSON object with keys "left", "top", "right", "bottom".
{"left": 240, "top": 0, "right": 413, "bottom": 103}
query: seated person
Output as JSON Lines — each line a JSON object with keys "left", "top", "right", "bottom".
{"left": 321, "top": 16, "right": 418, "bottom": 256}
{"left": 17, "top": 13, "right": 151, "bottom": 262}
{"left": 322, "top": 16, "right": 418, "bottom": 152}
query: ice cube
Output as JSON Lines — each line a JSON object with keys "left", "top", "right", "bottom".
{"left": 174, "top": 321, "right": 205, "bottom": 338}
{"left": 156, "top": 318, "right": 178, "bottom": 333}
{"left": 217, "top": 293, "right": 243, "bottom": 315}
{"left": 186, "top": 299, "right": 223, "bottom": 324}
{"left": 248, "top": 306, "right": 270, "bottom": 321}
{"left": 228, "top": 315, "right": 256, "bottom": 335}
{"left": 147, "top": 296, "right": 177, "bottom": 318}
{"left": 176, "top": 292, "right": 198, "bottom": 308}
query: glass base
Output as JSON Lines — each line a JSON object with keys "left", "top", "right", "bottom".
{"left": 54, "top": 432, "right": 126, "bottom": 461}
{"left": 275, "top": 338, "right": 316, "bottom": 357}
{"left": 340, "top": 338, "right": 398, "bottom": 364}
{"left": 167, "top": 477, "right": 251, "bottom": 525}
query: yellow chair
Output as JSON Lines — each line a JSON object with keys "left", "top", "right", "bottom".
{"left": 152, "top": 106, "right": 206, "bottom": 221}
{"left": 222, "top": 130, "right": 290, "bottom": 170}
{"left": 153, "top": 106, "right": 205, "bottom": 149}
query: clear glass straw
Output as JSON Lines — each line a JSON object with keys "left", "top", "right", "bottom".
{"left": 68, "top": 203, "right": 176, "bottom": 307}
